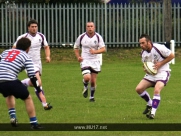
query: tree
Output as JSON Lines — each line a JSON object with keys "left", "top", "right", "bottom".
{"left": 163, "top": 0, "right": 172, "bottom": 42}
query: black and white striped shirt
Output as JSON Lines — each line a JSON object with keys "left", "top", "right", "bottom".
{"left": 0, "top": 49, "right": 36, "bottom": 81}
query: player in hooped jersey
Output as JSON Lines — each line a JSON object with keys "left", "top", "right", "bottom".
{"left": 12, "top": 19, "right": 52, "bottom": 110}
{"left": 0, "top": 37, "right": 42, "bottom": 129}
{"left": 74, "top": 22, "right": 106, "bottom": 102}
{"left": 135, "top": 34, "right": 174, "bottom": 119}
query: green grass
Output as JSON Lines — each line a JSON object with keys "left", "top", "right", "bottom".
{"left": 0, "top": 48, "right": 181, "bottom": 135}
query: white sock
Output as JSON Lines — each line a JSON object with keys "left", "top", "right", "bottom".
{"left": 42, "top": 102, "right": 47, "bottom": 107}
{"left": 151, "top": 108, "right": 156, "bottom": 115}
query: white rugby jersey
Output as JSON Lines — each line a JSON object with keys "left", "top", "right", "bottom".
{"left": 141, "top": 43, "right": 172, "bottom": 72}
{"left": 74, "top": 32, "right": 105, "bottom": 60}
{"left": 0, "top": 49, "right": 36, "bottom": 81}
{"left": 14, "top": 32, "right": 48, "bottom": 64}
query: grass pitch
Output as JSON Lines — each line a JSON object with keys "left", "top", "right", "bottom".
{"left": 0, "top": 48, "right": 181, "bottom": 136}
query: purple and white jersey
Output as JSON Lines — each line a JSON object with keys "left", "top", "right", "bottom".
{"left": 74, "top": 32, "right": 105, "bottom": 61}
{"left": 14, "top": 32, "right": 48, "bottom": 65}
{"left": 0, "top": 49, "right": 35, "bottom": 81}
{"left": 141, "top": 43, "right": 172, "bottom": 72}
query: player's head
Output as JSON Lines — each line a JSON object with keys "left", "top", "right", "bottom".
{"left": 27, "top": 19, "right": 38, "bottom": 35}
{"left": 16, "top": 37, "right": 31, "bottom": 52}
{"left": 139, "top": 34, "right": 152, "bottom": 51}
{"left": 86, "top": 22, "right": 95, "bottom": 35}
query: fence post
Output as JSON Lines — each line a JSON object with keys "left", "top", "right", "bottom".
{"left": 170, "top": 40, "right": 175, "bottom": 64}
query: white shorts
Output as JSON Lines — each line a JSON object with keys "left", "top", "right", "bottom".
{"left": 34, "top": 63, "right": 42, "bottom": 75}
{"left": 143, "top": 71, "right": 170, "bottom": 86}
{"left": 80, "top": 60, "right": 101, "bottom": 74}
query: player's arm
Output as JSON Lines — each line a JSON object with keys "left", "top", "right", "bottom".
{"left": 29, "top": 75, "right": 42, "bottom": 93}
{"left": 155, "top": 52, "right": 175, "bottom": 69}
{"left": 27, "top": 68, "right": 42, "bottom": 93}
{"left": 74, "top": 41, "right": 83, "bottom": 62}
{"left": 90, "top": 46, "right": 106, "bottom": 54}
{"left": 44, "top": 45, "right": 51, "bottom": 63}
{"left": 74, "top": 48, "right": 83, "bottom": 62}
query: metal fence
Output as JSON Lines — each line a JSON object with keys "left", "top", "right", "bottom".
{"left": 0, "top": 3, "right": 181, "bottom": 48}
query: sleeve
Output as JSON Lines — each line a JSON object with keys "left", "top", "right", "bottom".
{"left": 74, "top": 35, "right": 82, "bottom": 49}
{"left": 98, "top": 35, "right": 105, "bottom": 49}
{"left": 157, "top": 44, "right": 172, "bottom": 57}
{"left": 42, "top": 35, "right": 48, "bottom": 47}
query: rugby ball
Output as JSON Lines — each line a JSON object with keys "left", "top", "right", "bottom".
{"left": 143, "top": 62, "right": 157, "bottom": 75}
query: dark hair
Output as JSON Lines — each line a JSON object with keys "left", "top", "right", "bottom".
{"left": 16, "top": 37, "right": 31, "bottom": 51}
{"left": 139, "top": 34, "right": 151, "bottom": 42}
{"left": 27, "top": 19, "right": 38, "bottom": 27}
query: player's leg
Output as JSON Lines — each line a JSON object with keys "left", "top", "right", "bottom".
{"left": 147, "top": 71, "right": 170, "bottom": 119}
{"left": 34, "top": 72, "right": 52, "bottom": 110}
{"left": 89, "top": 60, "right": 100, "bottom": 102}
{"left": 0, "top": 81, "right": 18, "bottom": 127}
{"left": 6, "top": 95, "right": 18, "bottom": 127}
{"left": 89, "top": 72, "right": 97, "bottom": 102}
{"left": 135, "top": 77, "right": 154, "bottom": 114}
{"left": 82, "top": 68, "right": 91, "bottom": 98}
{"left": 24, "top": 94, "right": 42, "bottom": 129}
{"left": 81, "top": 60, "right": 92, "bottom": 98}
{"left": 146, "top": 81, "right": 164, "bottom": 119}
{"left": 12, "top": 80, "right": 42, "bottom": 129}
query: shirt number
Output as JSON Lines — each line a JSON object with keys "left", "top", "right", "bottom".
{"left": 5, "top": 50, "right": 20, "bottom": 62}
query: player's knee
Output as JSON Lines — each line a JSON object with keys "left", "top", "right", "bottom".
{"left": 135, "top": 86, "right": 143, "bottom": 94}
{"left": 82, "top": 70, "right": 91, "bottom": 80}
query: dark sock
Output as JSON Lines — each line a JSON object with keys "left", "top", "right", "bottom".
{"left": 90, "top": 87, "right": 95, "bottom": 97}
{"left": 83, "top": 80, "right": 88, "bottom": 88}
{"left": 30, "top": 117, "right": 38, "bottom": 126}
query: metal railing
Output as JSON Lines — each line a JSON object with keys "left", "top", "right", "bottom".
{"left": 0, "top": 2, "right": 181, "bottom": 48}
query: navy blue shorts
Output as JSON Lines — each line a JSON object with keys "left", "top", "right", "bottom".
{"left": 0, "top": 80, "right": 29, "bottom": 100}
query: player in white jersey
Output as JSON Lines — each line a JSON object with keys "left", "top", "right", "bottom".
{"left": 12, "top": 19, "right": 52, "bottom": 110}
{"left": 135, "top": 34, "right": 174, "bottom": 119}
{"left": 0, "top": 37, "right": 42, "bottom": 129}
{"left": 74, "top": 22, "right": 106, "bottom": 102}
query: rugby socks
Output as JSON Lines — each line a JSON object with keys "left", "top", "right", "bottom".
{"left": 90, "top": 87, "right": 95, "bottom": 98}
{"left": 30, "top": 117, "right": 38, "bottom": 126}
{"left": 83, "top": 79, "right": 89, "bottom": 89}
{"left": 39, "top": 87, "right": 47, "bottom": 107}
{"left": 140, "top": 91, "right": 152, "bottom": 106}
{"left": 151, "top": 95, "right": 161, "bottom": 115}
{"left": 21, "top": 78, "right": 30, "bottom": 87}
{"left": 35, "top": 87, "right": 47, "bottom": 107}
{"left": 35, "top": 89, "right": 42, "bottom": 102}
{"left": 8, "top": 108, "right": 16, "bottom": 119}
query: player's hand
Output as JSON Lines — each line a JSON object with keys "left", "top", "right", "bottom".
{"left": 78, "top": 56, "right": 83, "bottom": 62}
{"left": 46, "top": 57, "right": 51, "bottom": 63}
{"left": 154, "top": 62, "right": 161, "bottom": 70}
{"left": 89, "top": 48, "right": 96, "bottom": 54}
